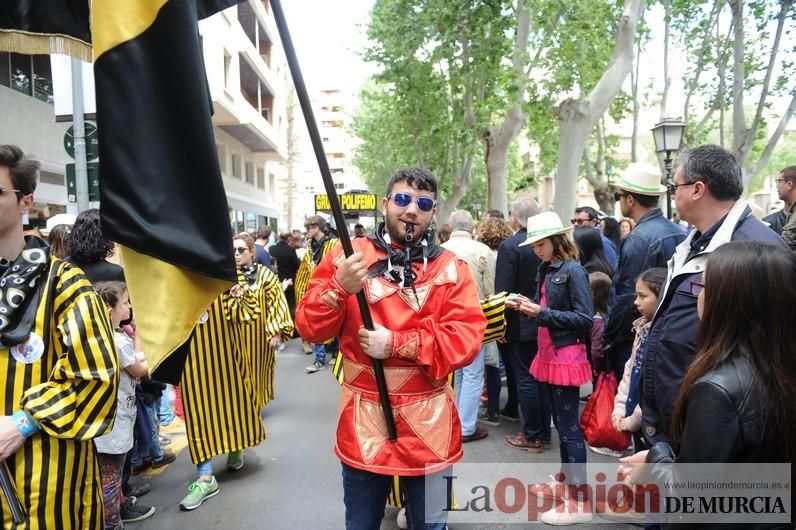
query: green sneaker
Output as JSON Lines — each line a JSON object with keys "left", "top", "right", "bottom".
{"left": 179, "top": 477, "right": 220, "bottom": 511}
{"left": 226, "top": 450, "right": 244, "bottom": 471}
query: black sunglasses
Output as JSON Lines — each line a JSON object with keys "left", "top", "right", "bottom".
{"left": 665, "top": 181, "right": 696, "bottom": 195}
{"left": 234, "top": 246, "right": 248, "bottom": 254}
{"left": 0, "top": 187, "right": 22, "bottom": 196}
{"left": 388, "top": 192, "right": 436, "bottom": 212}
{"left": 613, "top": 191, "right": 627, "bottom": 202}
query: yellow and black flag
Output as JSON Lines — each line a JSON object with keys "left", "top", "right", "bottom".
{"left": 0, "top": 1, "right": 92, "bottom": 60}
{"left": 0, "top": 0, "right": 244, "bottom": 383}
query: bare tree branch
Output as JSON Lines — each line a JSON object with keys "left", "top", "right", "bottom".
{"left": 746, "top": 93, "right": 796, "bottom": 183}
{"left": 682, "top": 0, "right": 720, "bottom": 124}
{"left": 740, "top": 0, "right": 792, "bottom": 165}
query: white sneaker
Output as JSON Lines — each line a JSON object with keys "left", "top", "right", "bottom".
{"left": 305, "top": 360, "right": 325, "bottom": 373}
{"left": 540, "top": 498, "right": 593, "bottom": 525}
{"left": 588, "top": 445, "right": 624, "bottom": 458}
{"left": 396, "top": 507, "right": 408, "bottom": 529}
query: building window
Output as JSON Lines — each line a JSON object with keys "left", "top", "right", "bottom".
{"left": 245, "top": 161, "right": 255, "bottom": 185}
{"left": 0, "top": 52, "right": 9, "bottom": 88}
{"left": 10, "top": 53, "right": 31, "bottom": 96}
{"left": 1, "top": 53, "right": 52, "bottom": 103}
{"left": 245, "top": 212, "right": 257, "bottom": 232}
{"left": 217, "top": 145, "right": 227, "bottom": 173}
{"left": 231, "top": 153, "right": 241, "bottom": 179}
{"left": 257, "top": 168, "right": 265, "bottom": 189}
{"left": 268, "top": 173, "right": 276, "bottom": 194}
{"left": 334, "top": 182, "right": 344, "bottom": 190}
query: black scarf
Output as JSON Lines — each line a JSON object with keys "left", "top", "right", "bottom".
{"left": 367, "top": 221, "right": 444, "bottom": 281}
{"left": 310, "top": 233, "right": 335, "bottom": 265}
{"left": 0, "top": 237, "right": 50, "bottom": 347}
{"left": 239, "top": 262, "right": 259, "bottom": 284}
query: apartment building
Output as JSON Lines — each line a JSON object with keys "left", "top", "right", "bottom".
{"left": 289, "top": 87, "right": 367, "bottom": 229}
{"left": 200, "top": 0, "right": 288, "bottom": 234}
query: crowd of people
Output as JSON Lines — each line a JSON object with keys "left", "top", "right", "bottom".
{"left": 1, "top": 143, "right": 794, "bottom": 529}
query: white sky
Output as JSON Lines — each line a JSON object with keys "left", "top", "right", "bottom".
{"left": 281, "top": 0, "right": 375, "bottom": 97}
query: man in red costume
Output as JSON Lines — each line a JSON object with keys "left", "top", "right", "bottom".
{"left": 296, "top": 167, "right": 486, "bottom": 529}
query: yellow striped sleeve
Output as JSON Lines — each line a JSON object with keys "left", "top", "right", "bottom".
{"left": 20, "top": 268, "right": 119, "bottom": 440}
{"left": 262, "top": 268, "right": 294, "bottom": 339}
{"left": 293, "top": 249, "right": 314, "bottom": 304}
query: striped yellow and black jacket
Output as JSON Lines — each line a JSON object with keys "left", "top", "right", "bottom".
{"left": 182, "top": 265, "right": 293, "bottom": 464}
{"left": 293, "top": 237, "right": 338, "bottom": 305}
{"left": 225, "top": 266, "right": 294, "bottom": 407}
{"left": 1, "top": 259, "right": 119, "bottom": 530}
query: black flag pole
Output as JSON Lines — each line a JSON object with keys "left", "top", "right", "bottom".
{"left": 270, "top": 0, "right": 398, "bottom": 442}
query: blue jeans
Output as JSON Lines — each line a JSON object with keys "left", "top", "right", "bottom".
{"left": 197, "top": 459, "right": 213, "bottom": 477}
{"left": 313, "top": 343, "right": 326, "bottom": 364}
{"left": 544, "top": 383, "right": 587, "bottom": 486}
{"left": 485, "top": 364, "right": 501, "bottom": 415}
{"left": 158, "top": 385, "right": 175, "bottom": 426}
{"left": 454, "top": 346, "right": 485, "bottom": 436}
{"left": 131, "top": 401, "right": 163, "bottom": 466}
{"left": 505, "top": 340, "right": 551, "bottom": 441}
{"left": 341, "top": 463, "right": 450, "bottom": 530}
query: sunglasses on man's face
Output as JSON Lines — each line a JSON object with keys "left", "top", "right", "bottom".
{"left": 234, "top": 247, "right": 248, "bottom": 254}
{"left": 388, "top": 192, "right": 436, "bottom": 212}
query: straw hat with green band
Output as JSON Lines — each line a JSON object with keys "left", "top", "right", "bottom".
{"left": 519, "top": 212, "right": 573, "bottom": 247}
{"left": 615, "top": 162, "right": 667, "bottom": 195}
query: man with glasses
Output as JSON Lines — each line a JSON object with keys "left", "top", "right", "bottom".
{"left": 603, "top": 163, "right": 685, "bottom": 383}
{"left": 762, "top": 166, "right": 795, "bottom": 235}
{"left": 0, "top": 145, "right": 119, "bottom": 529}
{"left": 295, "top": 215, "right": 339, "bottom": 373}
{"left": 296, "top": 167, "right": 485, "bottom": 529}
{"left": 635, "top": 145, "right": 784, "bottom": 448}
{"left": 572, "top": 206, "right": 617, "bottom": 269}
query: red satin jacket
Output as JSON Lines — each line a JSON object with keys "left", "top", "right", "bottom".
{"left": 295, "top": 237, "right": 486, "bottom": 476}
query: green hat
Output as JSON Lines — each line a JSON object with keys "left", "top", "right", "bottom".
{"left": 519, "top": 212, "right": 573, "bottom": 247}
{"left": 615, "top": 163, "right": 667, "bottom": 195}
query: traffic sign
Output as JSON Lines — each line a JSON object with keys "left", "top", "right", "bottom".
{"left": 64, "top": 123, "right": 99, "bottom": 161}
{"left": 65, "top": 162, "right": 100, "bottom": 202}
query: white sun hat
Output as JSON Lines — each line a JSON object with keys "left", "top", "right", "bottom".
{"left": 41, "top": 213, "right": 76, "bottom": 237}
{"left": 615, "top": 163, "right": 667, "bottom": 195}
{"left": 519, "top": 211, "right": 573, "bottom": 247}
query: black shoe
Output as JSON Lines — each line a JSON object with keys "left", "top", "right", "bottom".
{"left": 499, "top": 408, "right": 519, "bottom": 422}
{"left": 478, "top": 411, "right": 501, "bottom": 426}
{"left": 151, "top": 450, "right": 177, "bottom": 469}
{"left": 120, "top": 498, "right": 155, "bottom": 522}
{"left": 128, "top": 482, "right": 151, "bottom": 497}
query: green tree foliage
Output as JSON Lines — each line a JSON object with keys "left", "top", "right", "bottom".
{"left": 353, "top": 0, "right": 512, "bottom": 215}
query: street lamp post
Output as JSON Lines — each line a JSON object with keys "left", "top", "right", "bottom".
{"left": 473, "top": 199, "right": 482, "bottom": 220}
{"left": 651, "top": 118, "right": 686, "bottom": 219}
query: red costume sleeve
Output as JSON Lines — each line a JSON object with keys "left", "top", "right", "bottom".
{"left": 389, "top": 259, "right": 486, "bottom": 380}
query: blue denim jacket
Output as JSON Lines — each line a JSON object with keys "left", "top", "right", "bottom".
{"left": 609, "top": 209, "right": 685, "bottom": 315}
{"left": 534, "top": 259, "right": 593, "bottom": 349}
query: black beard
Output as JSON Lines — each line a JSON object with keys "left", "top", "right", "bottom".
{"left": 385, "top": 216, "right": 427, "bottom": 245}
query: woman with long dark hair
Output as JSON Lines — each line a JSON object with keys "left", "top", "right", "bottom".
{"left": 600, "top": 217, "right": 622, "bottom": 251}
{"left": 620, "top": 242, "right": 796, "bottom": 524}
{"left": 573, "top": 226, "right": 613, "bottom": 276}
{"left": 65, "top": 208, "right": 124, "bottom": 283}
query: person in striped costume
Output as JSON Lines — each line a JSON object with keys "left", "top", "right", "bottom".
{"left": 293, "top": 215, "right": 339, "bottom": 374}
{"left": 0, "top": 145, "right": 119, "bottom": 529}
{"left": 178, "top": 233, "right": 293, "bottom": 511}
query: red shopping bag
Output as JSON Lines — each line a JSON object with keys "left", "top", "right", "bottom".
{"left": 580, "top": 372, "right": 631, "bottom": 452}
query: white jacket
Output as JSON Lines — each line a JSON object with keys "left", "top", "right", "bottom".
{"left": 612, "top": 316, "right": 650, "bottom": 432}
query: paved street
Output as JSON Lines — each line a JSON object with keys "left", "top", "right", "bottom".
{"left": 133, "top": 339, "right": 633, "bottom": 529}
